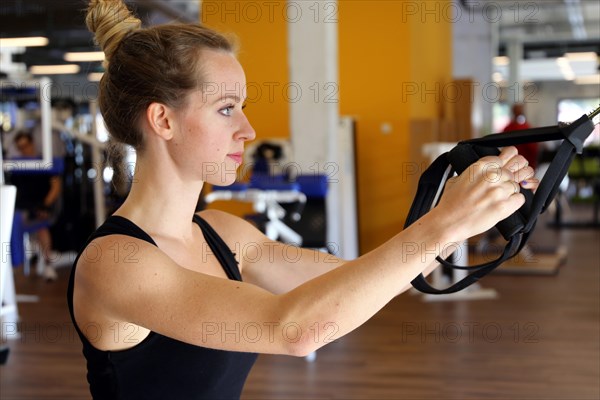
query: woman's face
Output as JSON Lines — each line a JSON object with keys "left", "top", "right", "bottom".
{"left": 169, "top": 50, "right": 255, "bottom": 186}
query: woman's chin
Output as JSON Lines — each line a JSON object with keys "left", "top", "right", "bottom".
{"left": 206, "top": 176, "right": 239, "bottom": 188}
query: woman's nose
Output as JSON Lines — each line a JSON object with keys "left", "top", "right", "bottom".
{"left": 237, "top": 114, "right": 256, "bottom": 142}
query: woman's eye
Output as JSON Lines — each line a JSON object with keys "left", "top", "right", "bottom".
{"left": 219, "top": 105, "right": 235, "bottom": 117}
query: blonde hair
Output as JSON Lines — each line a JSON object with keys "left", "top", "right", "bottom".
{"left": 86, "top": 0, "right": 141, "bottom": 69}
{"left": 85, "top": 0, "right": 234, "bottom": 191}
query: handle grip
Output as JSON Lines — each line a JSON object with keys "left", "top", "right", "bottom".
{"left": 447, "top": 144, "right": 533, "bottom": 240}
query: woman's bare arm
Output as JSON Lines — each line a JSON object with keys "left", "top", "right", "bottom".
{"left": 74, "top": 148, "right": 531, "bottom": 357}
{"left": 74, "top": 207, "right": 452, "bottom": 357}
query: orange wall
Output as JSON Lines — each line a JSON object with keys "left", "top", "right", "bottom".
{"left": 338, "top": 1, "right": 412, "bottom": 253}
{"left": 339, "top": 1, "right": 452, "bottom": 253}
{"left": 409, "top": 6, "right": 454, "bottom": 120}
{"left": 201, "top": 0, "right": 289, "bottom": 140}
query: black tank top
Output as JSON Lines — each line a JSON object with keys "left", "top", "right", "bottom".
{"left": 67, "top": 215, "right": 258, "bottom": 400}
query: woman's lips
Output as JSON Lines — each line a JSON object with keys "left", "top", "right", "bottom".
{"left": 227, "top": 152, "right": 243, "bottom": 163}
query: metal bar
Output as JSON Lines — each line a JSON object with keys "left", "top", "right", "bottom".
{"left": 89, "top": 101, "right": 106, "bottom": 228}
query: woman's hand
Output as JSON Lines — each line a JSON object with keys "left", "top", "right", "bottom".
{"left": 433, "top": 146, "right": 537, "bottom": 242}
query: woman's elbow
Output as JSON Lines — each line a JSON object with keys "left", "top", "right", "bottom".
{"left": 283, "top": 333, "right": 320, "bottom": 358}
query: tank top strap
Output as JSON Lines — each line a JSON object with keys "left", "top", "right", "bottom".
{"left": 193, "top": 214, "right": 242, "bottom": 281}
{"left": 91, "top": 215, "right": 158, "bottom": 247}
{"left": 67, "top": 215, "right": 159, "bottom": 341}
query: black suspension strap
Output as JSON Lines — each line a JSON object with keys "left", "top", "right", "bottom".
{"left": 406, "top": 106, "right": 599, "bottom": 295}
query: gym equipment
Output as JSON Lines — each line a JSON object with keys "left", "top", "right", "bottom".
{"left": 1, "top": 78, "right": 53, "bottom": 169}
{"left": 205, "top": 177, "right": 307, "bottom": 245}
{"left": 407, "top": 106, "right": 600, "bottom": 294}
{"left": 1, "top": 184, "right": 17, "bottom": 364}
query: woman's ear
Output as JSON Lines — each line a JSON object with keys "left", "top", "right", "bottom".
{"left": 145, "top": 102, "right": 174, "bottom": 141}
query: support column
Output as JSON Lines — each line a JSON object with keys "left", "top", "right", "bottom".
{"left": 288, "top": 1, "right": 357, "bottom": 259}
{"left": 451, "top": 0, "right": 494, "bottom": 136}
{"left": 507, "top": 38, "right": 524, "bottom": 105}
{"left": 287, "top": 1, "right": 338, "bottom": 170}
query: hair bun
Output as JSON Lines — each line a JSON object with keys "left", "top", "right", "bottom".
{"left": 86, "top": 0, "right": 141, "bottom": 67}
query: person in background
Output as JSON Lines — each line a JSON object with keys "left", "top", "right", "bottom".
{"left": 9, "top": 131, "right": 62, "bottom": 281}
{"left": 503, "top": 102, "right": 539, "bottom": 169}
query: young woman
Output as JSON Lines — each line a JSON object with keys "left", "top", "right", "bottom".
{"left": 68, "top": 1, "right": 538, "bottom": 398}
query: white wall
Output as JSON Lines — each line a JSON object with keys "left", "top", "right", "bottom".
{"left": 452, "top": 0, "right": 495, "bottom": 136}
{"left": 523, "top": 81, "right": 600, "bottom": 127}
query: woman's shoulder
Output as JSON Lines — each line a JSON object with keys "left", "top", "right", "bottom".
{"left": 196, "top": 209, "right": 246, "bottom": 229}
{"left": 196, "top": 209, "right": 263, "bottom": 242}
{"left": 75, "top": 232, "right": 163, "bottom": 278}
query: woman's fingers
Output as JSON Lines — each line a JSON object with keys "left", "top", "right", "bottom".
{"left": 521, "top": 177, "right": 540, "bottom": 191}
{"left": 502, "top": 150, "right": 540, "bottom": 191}
{"left": 504, "top": 153, "right": 529, "bottom": 174}
{"left": 497, "top": 146, "right": 519, "bottom": 166}
{"left": 438, "top": 145, "right": 538, "bottom": 240}
{"left": 475, "top": 156, "right": 515, "bottom": 184}
{"left": 492, "top": 147, "right": 538, "bottom": 190}
{"left": 514, "top": 165, "right": 535, "bottom": 183}
{"left": 436, "top": 148, "right": 531, "bottom": 240}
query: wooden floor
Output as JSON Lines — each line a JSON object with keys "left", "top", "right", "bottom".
{"left": 1, "top": 210, "right": 599, "bottom": 399}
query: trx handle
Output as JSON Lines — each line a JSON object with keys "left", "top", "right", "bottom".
{"left": 407, "top": 107, "right": 598, "bottom": 295}
{"left": 447, "top": 144, "right": 534, "bottom": 241}
{"left": 405, "top": 152, "right": 528, "bottom": 295}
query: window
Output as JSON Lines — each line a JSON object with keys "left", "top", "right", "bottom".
{"left": 558, "top": 98, "right": 600, "bottom": 147}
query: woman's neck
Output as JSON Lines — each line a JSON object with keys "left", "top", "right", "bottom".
{"left": 114, "top": 154, "right": 204, "bottom": 241}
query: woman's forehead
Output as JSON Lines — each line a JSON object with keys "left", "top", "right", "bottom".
{"left": 201, "top": 50, "right": 246, "bottom": 87}
{"left": 195, "top": 51, "right": 246, "bottom": 103}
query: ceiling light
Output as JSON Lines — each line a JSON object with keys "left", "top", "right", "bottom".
{"left": 564, "top": 52, "right": 598, "bottom": 62}
{"left": 492, "top": 72, "right": 504, "bottom": 82}
{"left": 64, "top": 51, "right": 105, "bottom": 62}
{"left": 574, "top": 74, "right": 600, "bottom": 85}
{"left": 30, "top": 64, "right": 81, "bottom": 75}
{"left": 493, "top": 56, "right": 510, "bottom": 66}
{"left": 88, "top": 72, "right": 104, "bottom": 82}
{"left": 556, "top": 57, "right": 575, "bottom": 81}
{"left": 0, "top": 36, "right": 49, "bottom": 47}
